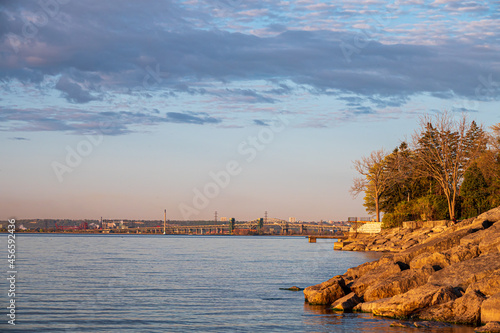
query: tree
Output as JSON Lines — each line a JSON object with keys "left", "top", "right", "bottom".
{"left": 460, "top": 163, "right": 489, "bottom": 218}
{"left": 378, "top": 142, "right": 417, "bottom": 212}
{"left": 490, "top": 123, "right": 500, "bottom": 152}
{"left": 350, "top": 149, "right": 394, "bottom": 222}
{"left": 412, "top": 113, "right": 487, "bottom": 220}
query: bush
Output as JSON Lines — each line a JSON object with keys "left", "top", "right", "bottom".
{"left": 382, "top": 194, "right": 449, "bottom": 228}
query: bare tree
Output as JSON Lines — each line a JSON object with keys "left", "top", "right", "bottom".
{"left": 490, "top": 123, "right": 500, "bottom": 153}
{"left": 350, "top": 149, "right": 394, "bottom": 222}
{"left": 412, "top": 112, "right": 487, "bottom": 221}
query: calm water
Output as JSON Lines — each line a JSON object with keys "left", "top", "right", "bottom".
{"left": 0, "top": 234, "right": 474, "bottom": 332}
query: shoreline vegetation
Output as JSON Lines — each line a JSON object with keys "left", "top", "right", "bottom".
{"left": 304, "top": 206, "right": 500, "bottom": 332}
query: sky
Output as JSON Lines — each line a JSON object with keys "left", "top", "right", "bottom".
{"left": 1, "top": 0, "right": 499, "bottom": 222}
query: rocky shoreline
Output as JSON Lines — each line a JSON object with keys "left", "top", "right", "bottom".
{"left": 304, "top": 206, "right": 500, "bottom": 332}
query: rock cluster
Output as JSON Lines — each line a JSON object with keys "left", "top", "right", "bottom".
{"left": 304, "top": 206, "right": 500, "bottom": 331}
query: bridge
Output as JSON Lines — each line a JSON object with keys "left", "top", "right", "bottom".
{"left": 99, "top": 220, "right": 347, "bottom": 238}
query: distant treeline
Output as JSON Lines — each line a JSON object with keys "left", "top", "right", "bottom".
{"left": 351, "top": 112, "right": 500, "bottom": 227}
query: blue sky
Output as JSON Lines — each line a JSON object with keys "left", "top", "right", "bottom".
{"left": 1, "top": 0, "right": 499, "bottom": 221}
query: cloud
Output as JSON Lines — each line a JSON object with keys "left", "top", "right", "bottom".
{"left": 0, "top": 0, "right": 498, "bottom": 130}
{"left": 0, "top": 107, "right": 221, "bottom": 135}
{"left": 165, "top": 112, "right": 221, "bottom": 125}
{"left": 452, "top": 106, "right": 478, "bottom": 113}
{"left": 55, "top": 76, "right": 100, "bottom": 104}
{"left": 253, "top": 119, "right": 269, "bottom": 126}
{"left": 1, "top": 2, "right": 498, "bottom": 103}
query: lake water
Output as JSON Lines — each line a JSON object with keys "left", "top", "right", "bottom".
{"left": 0, "top": 234, "right": 475, "bottom": 332}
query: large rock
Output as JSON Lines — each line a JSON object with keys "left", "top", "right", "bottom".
{"left": 401, "top": 239, "right": 418, "bottom": 250}
{"left": 303, "top": 275, "right": 348, "bottom": 305}
{"left": 428, "top": 253, "right": 500, "bottom": 290}
{"left": 479, "top": 224, "right": 500, "bottom": 254}
{"left": 482, "top": 293, "right": 500, "bottom": 323}
{"left": 350, "top": 262, "right": 407, "bottom": 296}
{"left": 469, "top": 269, "right": 500, "bottom": 296}
{"left": 331, "top": 292, "right": 362, "bottom": 312}
{"left": 372, "top": 283, "right": 460, "bottom": 318}
{"left": 475, "top": 322, "right": 500, "bottom": 333}
{"left": 344, "top": 255, "right": 395, "bottom": 280}
{"left": 474, "top": 206, "right": 500, "bottom": 225}
{"left": 342, "top": 242, "right": 366, "bottom": 251}
{"left": 410, "top": 252, "right": 450, "bottom": 270}
{"left": 451, "top": 288, "right": 487, "bottom": 325}
{"left": 418, "top": 286, "right": 486, "bottom": 325}
{"left": 394, "top": 227, "right": 475, "bottom": 265}
{"left": 363, "top": 265, "right": 435, "bottom": 302}
{"left": 445, "top": 244, "right": 481, "bottom": 264}
{"left": 353, "top": 298, "right": 390, "bottom": 313}
{"left": 410, "top": 244, "right": 481, "bottom": 270}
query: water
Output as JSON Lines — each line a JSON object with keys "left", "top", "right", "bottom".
{"left": 0, "top": 234, "right": 474, "bottom": 332}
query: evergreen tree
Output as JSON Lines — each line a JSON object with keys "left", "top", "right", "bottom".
{"left": 461, "top": 164, "right": 489, "bottom": 218}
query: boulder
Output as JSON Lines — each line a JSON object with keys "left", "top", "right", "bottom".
{"left": 342, "top": 242, "right": 366, "bottom": 251}
{"left": 418, "top": 286, "right": 486, "bottom": 325}
{"left": 451, "top": 287, "right": 487, "bottom": 325}
{"left": 345, "top": 257, "right": 394, "bottom": 280}
{"left": 401, "top": 239, "right": 418, "bottom": 250}
{"left": 353, "top": 298, "right": 391, "bottom": 313}
{"left": 372, "top": 284, "right": 459, "bottom": 318}
{"left": 350, "top": 262, "right": 407, "bottom": 296}
{"left": 428, "top": 253, "right": 500, "bottom": 290}
{"left": 478, "top": 224, "right": 500, "bottom": 254}
{"left": 474, "top": 206, "right": 500, "bottom": 225}
{"left": 394, "top": 227, "right": 474, "bottom": 265}
{"left": 303, "top": 275, "right": 348, "bottom": 305}
{"left": 482, "top": 293, "right": 500, "bottom": 323}
{"left": 331, "top": 292, "right": 362, "bottom": 312}
{"left": 468, "top": 269, "right": 500, "bottom": 296}
{"left": 280, "top": 286, "right": 303, "bottom": 291}
{"left": 410, "top": 244, "right": 481, "bottom": 270}
{"left": 461, "top": 228, "right": 490, "bottom": 247}
{"left": 445, "top": 244, "right": 481, "bottom": 264}
{"left": 363, "top": 265, "right": 435, "bottom": 302}
{"left": 475, "top": 322, "right": 500, "bottom": 333}
{"left": 410, "top": 252, "right": 450, "bottom": 270}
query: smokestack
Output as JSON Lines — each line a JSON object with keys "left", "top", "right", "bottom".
{"left": 163, "top": 209, "right": 166, "bottom": 235}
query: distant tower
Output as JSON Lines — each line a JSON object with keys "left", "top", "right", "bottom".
{"left": 215, "top": 211, "right": 218, "bottom": 223}
{"left": 163, "top": 209, "right": 166, "bottom": 235}
{"left": 100, "top": 216, "right": 103, "bottom": 229}
{"left": 265, "top": 211, "right": 268, "bottom": 224}
{"left": 229, "top": 218, "right": 235, "bottom": 234}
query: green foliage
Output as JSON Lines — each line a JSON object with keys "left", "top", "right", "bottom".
{"left": 355, "top": 118, "right": 499, "bottom": 223}
{"left": 460, "top": 163, "right": 489, "bottom": 218}
{"left": 382, "top": 201, "right": 414, "bottom": 228}
{"left": 382, "top": 194, "right": 448, "bottom": 228}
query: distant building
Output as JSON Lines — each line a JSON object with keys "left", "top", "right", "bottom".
{"left": 221, "top": 217, "right": 228, "bottom": 222}
{"left": 103, "top": 221, "right": 116, "bottom": 229}
{"left": 289, "top": 217, "right": 296, "bottom": 223}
